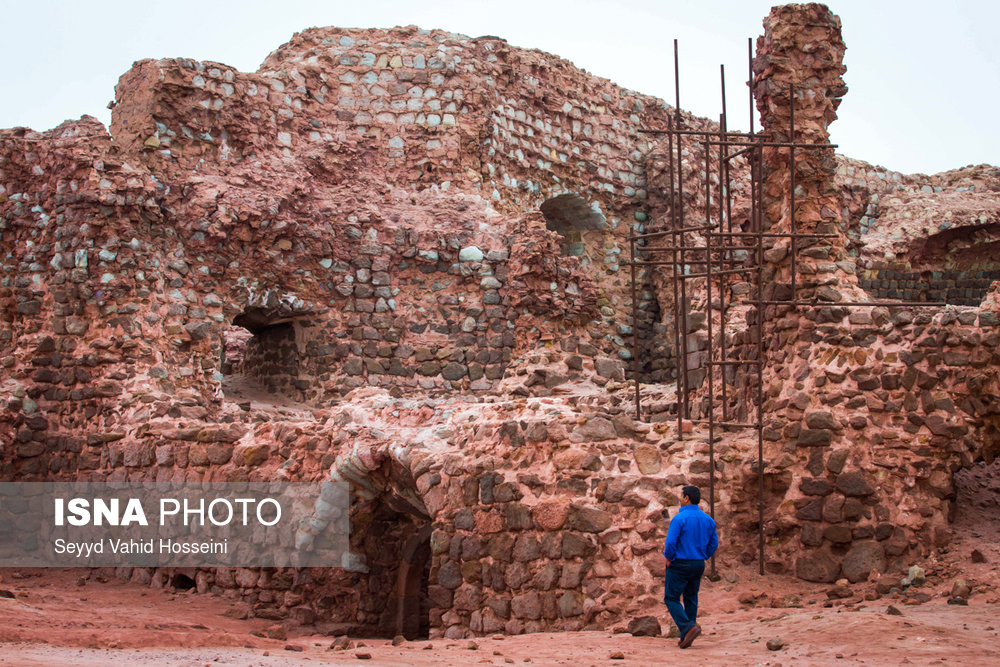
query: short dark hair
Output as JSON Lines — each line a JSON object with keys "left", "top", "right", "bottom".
{"left": 682, "top": 485, "right": 701, "bottom": 504}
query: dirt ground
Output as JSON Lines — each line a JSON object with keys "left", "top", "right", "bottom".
{"left": 1, "top": 567, "right": 997, "bottom": 666}
{"left": 1, "top": 460, "right": 996, "bottom": 666}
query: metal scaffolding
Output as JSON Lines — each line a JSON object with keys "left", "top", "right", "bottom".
{"left": 628, "top": 39, "right": 944, "bottom": 576}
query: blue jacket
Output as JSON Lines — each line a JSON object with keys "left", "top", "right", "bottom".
{"left": 663, "top": 504, "right": 718, "bottom": 561}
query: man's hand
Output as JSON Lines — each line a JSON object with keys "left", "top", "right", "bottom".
{"left": 664, "top": 559, "right": 671, "bottom": 568}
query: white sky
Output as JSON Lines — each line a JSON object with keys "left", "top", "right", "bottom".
{"left": 1, "top": 0, "right": 997, "bottom": 175}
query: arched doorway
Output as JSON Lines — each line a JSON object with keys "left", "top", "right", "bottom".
{"left": 219, "top": 300, "right": 313, "bottom": 408}
{"left": 348, "top": 459, "right": 433, "bottom": 639}
{"left": 540, "top": 193, "right": 607, "bottom": 257}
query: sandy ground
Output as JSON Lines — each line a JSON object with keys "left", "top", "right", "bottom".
{"left": 1, "top": 565, "right": 998, "bottom": 667}
{"left": 1, "top": 461, "right": 996, "bottom": 666}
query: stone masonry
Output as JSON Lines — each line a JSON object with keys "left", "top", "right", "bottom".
{"left": 2, "top": 2, "right": 1000, "bottom": 639}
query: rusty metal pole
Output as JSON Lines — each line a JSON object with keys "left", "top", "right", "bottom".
{"left": 750, "top": 37, "right": 766, "bottom": 576}
{"left": 718, "top": 67, "right": 730, "bottom": 424}
{"left": 674, "top": 39, "right": 691, "bottom": 428}
{"left": 630, "top": 231, "right": 641, "bottom": 420}
{"left": 754, "top": 150, "right": 766, "bottom": 577}
{"left": 667, "top": 117, "right": 684, "bottom": 435}
{"left": 705, "top": 128, "right": 718, "bottom": 579}
{"left": 789, "top": 83, "right": 796, "bottom": 305}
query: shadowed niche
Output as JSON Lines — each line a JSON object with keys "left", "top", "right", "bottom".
{"left": 220, "top": 305, "right": 305, "bottom": 404}
{"left": 541, "top": 193, "right": 607, "bottom": 256}
{"left": 350, "top": 460, "right": 433, "bottom": 639}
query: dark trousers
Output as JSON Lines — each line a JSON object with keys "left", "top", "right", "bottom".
{"left": 663, "top": 558, "right": 705, "bottom": 637}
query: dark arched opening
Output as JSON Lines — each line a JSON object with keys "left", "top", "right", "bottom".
{"left": 220, "top": 305, "right": 308, "bottom": 406}
{"left": 857, "top": 222, "right": 1000, "bottom": 306}
{"left": 540, "top": 193, "right": 606, "bottom": 257}
{"left": 349, "top": 461, "right": 433, "bottom": 639}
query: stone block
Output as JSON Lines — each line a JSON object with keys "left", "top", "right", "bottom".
{"left": 836, "top": 471, "right": 874, "bottom": 496}
{"left": 627, "top": 615, "right": 660, "bottom": 636}
{"left": 532, "top": 499, "right": 570, "bottom": 531}
{"left": 797, "top": 429, "right": 832, "bottom": 446}
{"left": 795, "top": 549, "right": 841, "bottom": 583}
{"left": 511, "top": 592, "right": 542, "bottom": 620}
{"left": 567, "top": 505, "right": 612, "bottom": 533}
{"left": 841, "top": 541, "right": 886, "bottom": 583}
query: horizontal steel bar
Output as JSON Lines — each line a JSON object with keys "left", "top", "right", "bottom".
{"left": 701, "top": 140, "right": 838, "bottom": 149}
{"left": 753, "top": 299, "right": 947, "bottom": 308}
{"left": 639, "top": 128, "right": 754, "bottom": 136}
{"left": 688, "top": 419, "right": 760, "bottom": 428}
{"left": 704, "top": 359, "right": 763, "bottom": 366}
{"left": 631, "top": 230, "right": 674, "bottom": 240}
{"left": 708, "top": 232, "right": 840, "bottom": 239}
{"left": 674, "top": 266, "right": 759, "bottom": 278}
{"left": 634, "top": 231, "right": 840, "bottom": 241}
{"left": 630, "top": 223, "right": 718, "bottom": 240}
{"left": 640, "top": 244, "right": 760, "bottom": 252}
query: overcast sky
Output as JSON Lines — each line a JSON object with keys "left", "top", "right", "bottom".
{"left": 1, "top": 0, "right": 996, "bottom": 175}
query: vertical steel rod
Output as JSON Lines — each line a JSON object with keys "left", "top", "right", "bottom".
{"left": 631, "top": 231, "right": 641, "bottom": 420}
{"left": 721, "top": 65, "right": 734, "bottom": 422}
{"left": 718, "top": 68, "right": 730, "bottom": 423}
{"left": 755, "top": 145, "right": 766, "bottom": 577}
{"left": 705, "top": 129, "right": 717, "bottom": 578}
{"left": 750, "top": 36, "right": 765, "bottom": 576}
{"left": 789, "top": 83, "right": 796, "bottom": 305}
{"left": 674, "top": 39, "right": 690, "bottom": 426}
{"left": 667, "top": 117, "right": 683, "bottom": 436}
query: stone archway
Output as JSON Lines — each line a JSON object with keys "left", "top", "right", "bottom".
{"left": 386, "top": 523, "right": 433, "bottom": 639}
{"left": 540, "top": 193, "right": 607, "bottom": 258}
{"left": 219, "top": 289, "right": 316, "bottom": 406}
{"left": 327, "top": 442, "right": 435, "bottom": 638}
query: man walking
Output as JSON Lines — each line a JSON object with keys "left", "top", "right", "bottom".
{"left": 663, "top": 485, "right": 718, "bottom": 649}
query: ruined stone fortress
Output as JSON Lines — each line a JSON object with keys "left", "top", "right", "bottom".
{"left": 2, "top": 3, "right": 998, "bottom": 639}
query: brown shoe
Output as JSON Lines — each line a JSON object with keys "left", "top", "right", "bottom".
{"left": 678, "top": 624, "right": 702, "bottom": 649}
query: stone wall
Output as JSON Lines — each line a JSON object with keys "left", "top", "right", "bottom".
{"left": 856, "top": 266, "right": 1000, "bottom": 306}
{"left": 0, "top": 21, "right": 700, "bottom": 640}
{"left": 732, "top": 3, "right": 1000, "bottom": 581}
{"left": 107, "top": 26, "right": 684, "bottom": 368}
{"left": 3, "top": 0, "right": 1000, "bottom": 641}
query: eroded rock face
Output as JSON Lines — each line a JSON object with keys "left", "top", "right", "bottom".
{"left": 2, "top": 2, "right": 999, "bottom": 640}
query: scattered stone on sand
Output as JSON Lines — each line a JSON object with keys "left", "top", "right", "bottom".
{"left": 766, "top": 638, "right": 785, "bottom": 651}
{"left": 627, "top": 616, "right": 661, "bottom": 637}
{"left": 951, "top": 579, "right": 972, "bottom": 598}
{"left": 902, "top": 565, "right": 927, "bottom": 586}
{"left": 328, "top": 636, "right": 350, "bottom": 650}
